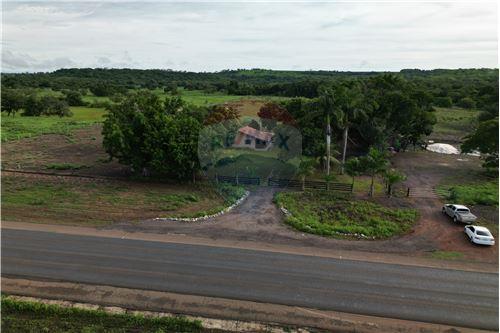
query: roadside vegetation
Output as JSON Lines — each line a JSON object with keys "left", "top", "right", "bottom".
{"left": 1, "top": 176, "right": 234, "bottom": 225}
{"left": 1, "top": 296, "right": 203, "bottom": 333}
{"left": 429, "top": 251, "right": 465, "bottom": 260}
{"left": 275, "top": 191, "right": 418, "bottom": 239}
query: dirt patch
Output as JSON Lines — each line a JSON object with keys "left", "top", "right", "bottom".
{"left": 2, "top": 124, "right": 129, "bottom": 177}
{"left": 223, "top": 100, "right": 266, "bottom": 118}
{"left": 392, "top": 151, "right": 498, "bottom": 262}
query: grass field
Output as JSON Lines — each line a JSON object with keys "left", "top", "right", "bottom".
{"left": 1, "top": 296, "right": 203, "bottom": 333}
{"left": 2, "top": 88, "right": 286, "bottom": 142}
{"left": 430, "top": 107, "right": 479, "bottom": 142}
{"left": 1, "top": 107, "right": 105, "bottom": 142}
{"left": 208, "top": 152, "right": 299, "bottom": 180}
{"left": 159, "top": 88, "right": 288, "bottom": 106}
{"left": 275, "top": 191, "right": 418, "bottom": 239}
{"left": 1, "top": 175, "right": 237, "bottom": 225}
{"left": 438, "top": 180, "right": 498, "bottom": 206}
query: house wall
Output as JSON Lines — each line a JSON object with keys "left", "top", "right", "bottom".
{"left": 233, "top": 133, "right": 255, "bottom": 149}
{"left": 233, "top": 133, "right": 273, "bottom": 151}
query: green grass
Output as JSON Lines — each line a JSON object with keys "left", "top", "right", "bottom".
{"left": 45, "top": 163, "right": 89, "bottom": 171}
{"left": 167, "top": 183, "right": 245, "bottom": 218}
{"left": 1, "top": 176, "right": 226, "bottom": 225}
{"left": 429, "top": 251, "right": 464, "bottom": 260}
{"left": 1, "top": 296, "right": 202, "bottom": 333}
{"left": 431, "top": 107, "right": 480, "bottom": 140}
{"left": 210, "top": 153, "right": 298, "bottom": 180}
{"left": 438, "top": 180, "right": 498, "bottom": 206}
{"left": 158, "top": 88, "right": 288, "bottom": 106}
{"left": 275, "top": 191, "right": 418, "bottom": 239}
{"left": 1, "top": 107, "right": 105, "bottom": 141}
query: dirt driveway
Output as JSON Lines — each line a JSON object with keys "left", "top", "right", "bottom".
{"left": 392, "top": 151, "right": 498, "bottom": 262}
{"left": 111, "top": 150, "right": 498, "bottom": 264}
{"left": 110, "top": 186, "right": 438, "bottom": 254}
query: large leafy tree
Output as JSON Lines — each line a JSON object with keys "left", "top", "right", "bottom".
{"left": 1, "top": 89, "right": 25, "bottom": 116}
{"left": 102, "top": 91, "right": 203, "bottom": 179}
{"left": 461, "top": 117, "right": 499, "bottom": 171}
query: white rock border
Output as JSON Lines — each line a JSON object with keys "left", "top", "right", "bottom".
{"left": 279, "top": 205, "right": 375, "bottom": 240}
{"left": 154, "top": 190, "right": 250, "bottom": 222}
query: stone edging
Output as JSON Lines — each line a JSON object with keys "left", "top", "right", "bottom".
{"left": 155, "top": 191, "right": 250, "bottom": 222}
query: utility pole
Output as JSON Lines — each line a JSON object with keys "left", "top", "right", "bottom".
{"left": 326, "top": 113, "right": 331, "bottom": 176}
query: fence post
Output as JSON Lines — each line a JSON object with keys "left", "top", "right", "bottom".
{"left": 236, "top": 174, "right": 239, "bottom": 185}
{"left": 406, "top": 187, "right": 410, "bottom": 197}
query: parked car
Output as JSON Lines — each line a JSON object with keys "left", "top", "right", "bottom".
{"left": 464, "top": 225, "right": 495, "bottom": 246}
{"left": 442, "top": 204, "right": 477, "bottom": 224}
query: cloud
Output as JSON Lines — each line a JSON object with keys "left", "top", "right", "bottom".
{"left": 1, "top": 2, "right": 498, "bottom": 72}
{"left": 2, "top": 50, "right": 76, "bottom": 72}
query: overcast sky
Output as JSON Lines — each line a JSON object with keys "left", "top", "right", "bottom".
{"left": 1, "top": 1, "right": 498, "bottom": 72}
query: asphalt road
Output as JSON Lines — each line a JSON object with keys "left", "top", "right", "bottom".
{"left": 2, "top": 229, "right": 498, "bottom": 330}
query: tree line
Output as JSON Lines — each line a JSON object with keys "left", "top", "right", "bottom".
{"left": 2, "top": 68, "right": 497, "bottom": 110}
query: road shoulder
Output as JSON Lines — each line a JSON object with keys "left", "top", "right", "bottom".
{"left": 2, "top": 277, "right": 492, "bottom": 333}
{"left": 3, "top": 221, "right": 497, "bottom": 273}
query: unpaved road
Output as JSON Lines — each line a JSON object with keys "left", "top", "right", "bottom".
{"left": 111, "top": 187, "right": 436, "bottom": 255}
{"left": 3, "top": 228, "right": 498, "bottom": 331}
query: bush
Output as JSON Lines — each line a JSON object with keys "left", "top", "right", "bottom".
{"left": 63, "top": 90, "right": 86, "bottom": 106}
{"left": 46, "top": 163, "right": 88, "bottom": 170}
{"left": 447, "top": 181, "right": 498, "bottom": 206}
{"left": 434, "top": 96, "right": 453, "bottom": 107}
{"left": 458, "top": 97, "right": 476, "bottom": 109}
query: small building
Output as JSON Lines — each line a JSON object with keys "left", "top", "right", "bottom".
{"left": 233, "top": 126, "right": 274, "bottom": 151}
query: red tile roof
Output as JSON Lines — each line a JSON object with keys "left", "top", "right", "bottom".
{"left": 238, "top": 126, "right": 274, "bottom": 141}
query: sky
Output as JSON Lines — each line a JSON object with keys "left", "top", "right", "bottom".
{"left": 1, "top": 1, "right": 498, "bottom": 72}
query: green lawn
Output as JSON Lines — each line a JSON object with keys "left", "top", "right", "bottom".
{"left": 431, "top": 107, "right": 479, "bottom": 141}
{"left": 275, "top": 191, "right": 418, "bottom": 239}
{"left": 1, "top": 107, "right": 105, "bottom": 141}
{"left": 1, "top": 296, "right": 202, "bottom": 333}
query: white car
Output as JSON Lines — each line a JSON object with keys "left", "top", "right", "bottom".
{"left": 464, "top": 225, "right": 495, "bottom": 246}
{"left": 442, "top": 204, "right": 477, "bottom": 224}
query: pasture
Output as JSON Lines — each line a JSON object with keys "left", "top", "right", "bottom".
{"left": 1, "top": 107, "right": 105, "bottom": 142}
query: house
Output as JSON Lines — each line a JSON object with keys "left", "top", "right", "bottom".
{"left": 233, "top": 126, "right": 274, "bottom": 151}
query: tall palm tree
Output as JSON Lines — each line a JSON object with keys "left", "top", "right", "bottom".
{"left": 332, "top": 81, "right": 367, "bottom": 174}
{"left": 318, "top": 87, "right": 335, "bottom": 176}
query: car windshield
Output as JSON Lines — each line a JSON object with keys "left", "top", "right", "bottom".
{"left": 457, "top": 209, "right": 469, "bottom": 213}
{"left": 477, "top": 231, "right": 491, "bottom": 237}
